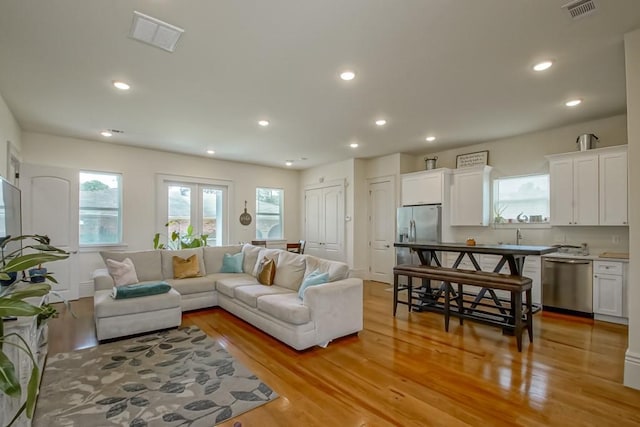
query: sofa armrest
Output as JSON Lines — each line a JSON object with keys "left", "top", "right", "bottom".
{"left": 93, "top": 268, "right": 115, "bottom": 291}
{"left": 303, "top": 277, "right": 363, "bottom": 344}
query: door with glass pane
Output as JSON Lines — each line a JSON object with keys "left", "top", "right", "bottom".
{"left": 165, "top": 181, "right": 226, "bottom": 246}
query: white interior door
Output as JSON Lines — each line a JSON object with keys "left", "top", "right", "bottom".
{"left": 369, "top": 178, "right": 395, "bottom": 283}
{"left": 304, "top": 188, "right": 322, "bottom": 257}
{"left": 21, "top": 164, "right": 79, "bottom": 301}
{"left": 322, "top": 185, "right": 344, "bottom": 261}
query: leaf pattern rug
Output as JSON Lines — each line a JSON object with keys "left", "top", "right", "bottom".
{"left": 34, "top": 326, "right": 278, "bottom": 426}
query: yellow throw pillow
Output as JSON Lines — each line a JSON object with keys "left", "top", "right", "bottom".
{"left": 258, "top": 258, "right": 276, "bottom": 285}
{"left": 173, "top": 254, "right": 201, "bottom": 279}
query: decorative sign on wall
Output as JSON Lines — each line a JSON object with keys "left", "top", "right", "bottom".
{"left": 456, "top": 150, "right": 489, "bottom": 168}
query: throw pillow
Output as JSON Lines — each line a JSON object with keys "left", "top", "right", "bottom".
{"left": 220, "top": 252, "right": 244, "bottom": 273}
{"left": 298, "top": 269, "right": 330, "bottom": 299}
{"left": 106, "top": 257, "right": 139, "bottom": 286}
{"left": 172, "top": 254, "right": 201, "bottom": 279}
{"left": 258, "top": 258, "right": 276, "bottom": 285}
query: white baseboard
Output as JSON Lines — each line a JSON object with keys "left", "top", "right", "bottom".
{"left": 624, "top": 350, "right": 640, "bottom": 390}
{"left": 78, "top": 280, "right": 95, "bottom": 298}
{"left": 594, "top": 314, "right": 628, "bottom": 325}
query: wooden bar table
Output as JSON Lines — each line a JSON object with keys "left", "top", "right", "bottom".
{"left": 393, "top": 241, "right": 557, "bottom": 329}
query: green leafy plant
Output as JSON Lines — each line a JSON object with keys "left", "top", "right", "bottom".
{"left": 153, "top": 221, "right": 209, "bottom": 250}
{"left": 493, "top": 203, "right": 508, "bottom": 224}
{"left": 0, "top": 234, "right": 69, "bottom": 425}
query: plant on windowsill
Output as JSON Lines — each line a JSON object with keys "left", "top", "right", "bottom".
{"left": 0, "top": 234, "right": 69, "bottom": 426}
{"left": 493, "top": 203, "right": 508, "bottom": 224}
{"left": 153, "top": 221, "right": 209, "bottom": 250}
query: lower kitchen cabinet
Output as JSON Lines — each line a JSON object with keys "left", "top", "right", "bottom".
{"left": 593, "top": 260, "right": 627, "bottom": 323}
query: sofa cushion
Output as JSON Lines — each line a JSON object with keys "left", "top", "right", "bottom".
{"left": 257, "top": 293, "right": 311, "bottom": 325}
{"left": 161, "top": 248, "right": 205, "bottom": 279}
{"left": 304, "top": 255, "right": 350, "bottom": 281}
{"left": 274, "top": 250, "right": 306, "bottom": 291}
{"left": 203, "top": 245, "right": 242, "bottom": 273}
{"left": 106, "top": 257, "right": 139, "bottom": 286}
{"left": 241, "top": 244, "right": 262, "bottom": 274}
{"left": 166, "top": 275, "right": 217, "bottom": 295}
{"left": 216, "top": 275, "right": 259, "bottom": 298}
{"left": 234, "top": 285, "right": 293, "bottom": 308}
{"left": 172, "top": 254, "right": 202, "bottom": 279}
{"left": 220, "top": 252, "right": 244, "bottom": 273}
{"left": 94, "top": 287, "right": 181, "bottom": 318}
{"left": 101, "top": 250, "right": 162, "bottom": 282}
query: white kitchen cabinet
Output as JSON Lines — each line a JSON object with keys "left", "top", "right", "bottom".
{"left": 599, "top": 148, "right": 628, "bottom": 225}
{"left": 304, "top": 183, "right": 345, "bottom": 261}
{"left": 450, "top": 166, "right": 492, "bottom": 226}
{"left": 593, "top": 260, "right": 626, "bottom": 321}
{"left": 401, "top": 169, "right": 451, "bottom": 206}
{"left": 547, "top": 145, "right": 628, "bottom": 226}
{"left": 548, "top": 153, "right": 598, "bottom": 225}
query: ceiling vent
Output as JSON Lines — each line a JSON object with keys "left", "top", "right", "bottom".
{"left": 562, "top": 0, "right": 598, "bottom": 20}
{"left": 129, "top": 11, "right": 184, "bottom": 52}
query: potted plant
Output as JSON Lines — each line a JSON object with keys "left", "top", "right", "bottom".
{"left": 153, "top": 221, "right": 209, "bottom": 250}
{"left": 0, "top": 234, "right": 69, "bottom": 425}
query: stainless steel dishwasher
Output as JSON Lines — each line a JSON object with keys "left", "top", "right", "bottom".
{"left": 542, "top": 257, "right": 593, "bottom": 317}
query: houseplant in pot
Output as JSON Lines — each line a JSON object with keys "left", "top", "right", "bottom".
{"left": 0, "top": 234, "right": 69, "bottom": 425}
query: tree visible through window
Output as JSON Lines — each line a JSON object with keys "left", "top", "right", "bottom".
{"left": 493, "top": 174, "right": 549, "bottom": 224}
{"left": 256, "top": 188, "right": 283, "bottom": 239}
{"left": 79, "top": 171, "right": 122, "bottom": 245}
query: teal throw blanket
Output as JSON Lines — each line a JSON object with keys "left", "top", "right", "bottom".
{"left": 112, "top": 281, "right": 171, "bottom": 299}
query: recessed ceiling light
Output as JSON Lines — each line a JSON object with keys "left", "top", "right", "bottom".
{"left": 285, "top": 160, "right": 293, "bottom": 166}
{"left": 425, "top": 136, "right": 436, "bottom": 142}
{"left": 206, "top": 150, "right": 215, "bottom": 155}
{"left": 375, "top": 119, "right": 387, "bottom": 126}
{"left": 350, "top": 143, "right": 359, "bottom": 148}
{"left": 565, "top": 98, "right": 582, "bottom": 107}
{"left": 258, "top": 120, "right": 270, "bottom": 127}
{"left": 533, "top": 61, "right": 553, "bottom": 71}
{"left": 113, "top": 81, "right": 131, "bottom": 90}
{"left": 340, "top": 71, "right": 356, "bottom": 81}
{"left": 100, "top": 130, "right": 113, "bottom": 137}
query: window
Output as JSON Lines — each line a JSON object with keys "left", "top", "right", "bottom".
{"left": 256, "top": 188, "right": 283, "bottom": 239}
{"left": 79, "top": 171, "right": 122, "bottom": 245}
{"left": 157, "top": 175, "right": 229, "bottom": 246}
{"left": 493, "top": 174, "right": 549, "bottom": 224}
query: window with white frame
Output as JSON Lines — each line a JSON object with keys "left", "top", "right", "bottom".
{"left": 79, "top": 171, "right": 123, "bottom": 245}
{"left": 493, "top": 174, "right": 550, "bottom": 224}
{"left": 256, "top": 187, "right": 283, "bottom": 239}
{"left": 157, "top": 175, "right": 229, "bottom": 247}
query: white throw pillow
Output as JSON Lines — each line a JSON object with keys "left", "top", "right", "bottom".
{"left": 106, "top": 257, "right": 139, "bottom": 286}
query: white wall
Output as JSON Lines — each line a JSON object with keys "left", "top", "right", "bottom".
{"left": 624, "top": 29, "right": 640, "bottom": 390}
{"left": 21, "top": 132, "right": 301, "bottom": 296}
{"left": 0, "top": 90, "right": 21, "bottom": 179}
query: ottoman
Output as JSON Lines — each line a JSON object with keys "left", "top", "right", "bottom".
{"left": 93, "top": 288, "right": 182, "bottom": 341}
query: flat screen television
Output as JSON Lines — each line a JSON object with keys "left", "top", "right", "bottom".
{"left": 0, "top": 177, "right": 22, "bottom": 263}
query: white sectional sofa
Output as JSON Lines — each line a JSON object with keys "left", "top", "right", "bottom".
{"left": 93, "top": 244, "right": 363, "bottom": 350}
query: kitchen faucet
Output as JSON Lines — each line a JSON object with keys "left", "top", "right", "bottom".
{"left": 516, "top": 228, "right": 523, "bottom": 245}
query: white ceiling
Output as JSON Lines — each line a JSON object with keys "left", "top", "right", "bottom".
{"left": 1, "top": 0, "right": 639, "bottom": 169}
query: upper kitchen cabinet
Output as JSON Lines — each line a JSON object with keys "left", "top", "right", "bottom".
{"left": 546, "top": 145, "right": 628, "bottom": 226}
{"left": 599, "top": 147, "right": 628, "bottom": 225}
{"left": 450, "top": 166, "right": 492, "bottom": 226}
{"left": 401, "top": 168, "right": 451, "bottom": 206}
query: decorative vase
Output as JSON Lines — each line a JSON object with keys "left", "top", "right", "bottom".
{"left": 29, "top": 267, "right": 47, "bottom": 283}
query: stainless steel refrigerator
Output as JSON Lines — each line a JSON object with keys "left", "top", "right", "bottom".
{"left": 396, "top": 204, "right": 442, "bottom": 266}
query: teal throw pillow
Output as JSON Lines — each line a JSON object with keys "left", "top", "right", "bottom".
{"left": 220, "top": 252, "right": 244, "bottom": 273}
{"left": 298, "top": 269, "right": 330, "bottom": 299}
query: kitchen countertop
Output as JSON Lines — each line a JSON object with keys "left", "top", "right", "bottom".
{"left": 542, "top": 252, "right": 629, "bottom": 263}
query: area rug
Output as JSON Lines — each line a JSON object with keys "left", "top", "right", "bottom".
{"left": 34, "top": 326, "right": 278, "bottom": 426}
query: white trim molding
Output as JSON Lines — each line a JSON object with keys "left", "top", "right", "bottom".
{"left": 624, "top": 350, "right": 640, "bottom": 390}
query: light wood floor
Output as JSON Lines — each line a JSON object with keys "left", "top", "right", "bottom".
{"left": 47, "top": 281, "right": 640, "bottom": 426}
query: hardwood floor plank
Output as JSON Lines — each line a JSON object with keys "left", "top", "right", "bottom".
{"left": 45, "top": 281, "right": 640, "bottom": 426}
